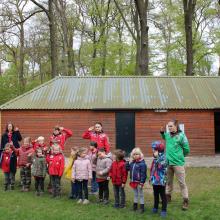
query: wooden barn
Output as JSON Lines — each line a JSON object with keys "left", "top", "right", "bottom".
{"left": 1, "top": 76, "right": 220, "bottom": 156}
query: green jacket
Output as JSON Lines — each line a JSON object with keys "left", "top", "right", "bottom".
{"left": 32, "top": 156, "right": 47, "bottom": 177}
{"left": 161, "top": 131, "right": 190, "bottom": 166}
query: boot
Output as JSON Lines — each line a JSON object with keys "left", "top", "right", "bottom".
{"left": 20, "top": 185, "right": 25, "bottom": 192}
{"left": 139, "top": 204, "right": 145, "bottom": 214}
{"left": 166, "top": 194, "right": 171, "bottom": 203}
{"left": 182, "top": 198, "right": 189, "bottom": 211}
{"left": 4, "top": 185, "right": 8, "bottom": 191}
{"left": 11, "top": 185, "right": 15, "bottom": 190}
{"left": 133, "top": 203, "right": 138, "bottom": 211}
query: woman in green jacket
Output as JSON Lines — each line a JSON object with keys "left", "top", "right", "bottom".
{"left": 160, "top": 119, "right": 190, "bottom": 211}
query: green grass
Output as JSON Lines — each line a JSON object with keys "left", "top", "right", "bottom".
{"left": 0, "top": 168, "right": 219, "bottom": 220}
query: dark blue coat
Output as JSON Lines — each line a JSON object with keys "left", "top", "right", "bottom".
{"left": 128, "top": 159, "right": 147, "bottom": 184}
{"left": 1, "top": 131, "right": 22, "bottom": 150}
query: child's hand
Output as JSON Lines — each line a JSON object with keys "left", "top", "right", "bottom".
{"left": 88, "top": 126, "right": 94, "bottom": 131}
{"left": 160, "top": 126, "right": 165, "bottom": 132}
{"left": 98, "top": 171, "right": 103, "bottom": 175}
{"left": 121, "top": 183, "right": 125, "bottom": 188}
{"left": 139, "top": 183, "right": 144, "bottom": 189}
{"left": 72, "top": 178, "right": 75, "bottom": 183}
{"left": 26, "top": 163, "right": 31, "bottom": 167}
{"left": 15, "top": 127, "right": 19, "bottom": 131}
{"left": 59, "top": 127, "right": 64, "bottom": 131}
{"left": 107, "top": 176, "right": 110, "bottom": 180}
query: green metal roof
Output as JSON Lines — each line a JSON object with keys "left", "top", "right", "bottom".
{"left": 1, "top": 76, "right": 220, "bottom": 110}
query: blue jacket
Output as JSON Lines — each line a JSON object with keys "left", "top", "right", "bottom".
{"left": 150, "top": 152, "right": 167, "bottom": 186}
{"left": 127, "top": 159, "right": 147, "bottom": 184}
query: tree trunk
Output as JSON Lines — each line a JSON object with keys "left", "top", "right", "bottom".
{"left": 134, "top": 0, "right": 149, "bottom": 75}
{"left": 49, "top": 0, "right": 58, "bottom": 78}
{"left": 218, "top": 56, "right": 220, "bottom": 76}
{"left": 19, "top": 21, "right": 25, "bottom": 91}
{"left": 183, "top": 0, "right": 196, "bottom": 76}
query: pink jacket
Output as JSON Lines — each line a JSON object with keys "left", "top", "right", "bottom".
{"left": 72, "top": 156, "right": 92, "bottom": 180}
{"left": 88, "top": 149, "right": 97, "bottom": 172}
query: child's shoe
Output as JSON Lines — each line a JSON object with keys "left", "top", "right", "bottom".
{"left": 182, "top": 198, "right": 189, "bottom": 211}
{"left": 161, "top": 211, "right": 167, "bottom": 218}
{"left": 139, "top": 204, "right": 145, "bottom": 214}
{"left": 133, "top": 203, "right": 138, "bottom": 211}
{"left": 83, "top": 199, "right": 90, "bottom": 205}
{"left": 113, "top": 204, "right": 119, "bottom": 208}
{"left": 35, "top": 191, "right": 40, "bottom": 196}
{"left": 10, "top": 185, "right": 14, "bottom": 190}
{"left": 103, "top": 200, "right": 109, "bottom": 205}
{"left": 152, "top": 208, "right": 158, "bottom": 214}
{"left": 4, "top": 185, "right": 8, "bottom": 191}
{"left": 77, "top": 199, "right": 83, "bottom": 204}
{"left": 97, "top": 199, "right": 103, "bottom": 203}
{"left": 119, "top": 204, "right": 125, "bottom": 209}
{"left": 20, "top": 186, "right": 25, "bottom": 192}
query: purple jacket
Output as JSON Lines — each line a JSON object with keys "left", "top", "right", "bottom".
{"left": 72, "top": 156, "right": 92, "bottom": 180}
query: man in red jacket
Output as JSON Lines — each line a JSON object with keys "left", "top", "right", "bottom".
{"left": 47, "top": 144, "right": 65, "bottom": 198}
{"left": 109, "top": 149, "right": 128, "bottom": 208}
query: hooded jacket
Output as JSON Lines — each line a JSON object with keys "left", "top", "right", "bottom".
{"left": 32, "top": 155, "right": 47, "bottom": 177}
{"left": 109, "top": 159, "right": 128, "bottom": 185}
{"left": 72, "top": 156, "right": 92, "bottom": 180}
{"left": 47, "top": 153, "right": 65, "bottom": 177}
{"left": 96, "top": 155, "right": 112, "bottom": 180}
{"left": 15, "top": 145, "right": 34, "bottom": 167}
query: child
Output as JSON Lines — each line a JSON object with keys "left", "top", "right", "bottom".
{"left": 109, "top": 149, "right": 128, "bottom": 208}
{"left": 47, "top": 144, "right": 65, "bottom": 198}
{"left": 32, "top": 148, "right": 47, "bottom": 196}
{"left": 150, "top": 141, "right": 167, "bottom": 218}
{"left": 127, "top": 147, "right": 147, "bottom": 213}
{"left": 96, "top": 148, "right": 112, "bottom": 204}
{"left": 0, "top": 143, "right": 17, "bottom": 190}
{"left": 49, "top": 126, "right": 73, "bottom": 150}
{"left": 32, "top": 136, "right": 47, "bottom": 152}
{"left": 72, "top": 147, "right": 92, "bottom": 205}
{"left": 64, "top": 147, "right": 79, "bottom": 199}
{"left": 14, "top": 137, "right": 34, "bottom": 192}
{"left": 87, "top": 141, "right": 98, "bottom": 194}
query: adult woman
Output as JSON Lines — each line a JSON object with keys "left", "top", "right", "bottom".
{"left": 1, "top": 122, "right": 22, "bottom": 189}
{"left": 1, "top": 122, "right": 22, "bottom": 150}
{"left": 160, "top": 119, "right": 190, "bottom": 211}
{"left": 82, "top": 122, "right": 110, "bottom": 153}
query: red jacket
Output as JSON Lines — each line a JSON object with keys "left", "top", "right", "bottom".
{"left": 49, "top": 128, "right": 72, "bottom": 150}
{"left": 109, "top": 159, "right": 128, "bottom": 185}
{"left": 15, "top": 145, "right": 34, "bottom": 167}
{"left": 82, "top": 130, "right": 110, "bottom": 153}
{"left": 1, "top": 151, "right": 12, "bottom": 173}
{"left": 32, "top": 141, "right": 47, "bottom": 152}
{"left": 47, "top": 153, "right": 65, "bottom": 177}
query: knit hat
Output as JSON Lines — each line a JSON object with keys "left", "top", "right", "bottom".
{"left": 151, "top": 141, "right": 165, "bottom": 152}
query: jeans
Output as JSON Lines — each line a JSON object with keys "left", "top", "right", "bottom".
{"left": 91, "top": 171, "right": 98, "bottom": 193}
{"left": 98, "top": 180, "right": 109, "bottom": 201}
{"left": 76, "top": 180, "right": 88, "bottom": 200}
{"left": 153, "top": 185, "right": 167, "bottom": 211}
{"left": 70, "top": 181, "right": 78, "bottom": 198}
{"left": 113, "top": 185, "right": 125, "bottom": 207}
{"left": 34, "top": 177, "right": 45, "bottom": 192}
{"left": 4, "top": 172, "right": 15, "bottom": 187}
{"left": 133, "top": 185, "right": 144, "bottom": 204}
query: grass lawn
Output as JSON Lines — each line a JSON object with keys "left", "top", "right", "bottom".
{"left": 0, "top": 167, "right": 219, "bottom": 220}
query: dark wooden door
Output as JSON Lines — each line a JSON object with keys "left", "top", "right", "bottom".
{"left": 116, "top": 112, "right": 135, "bottom": 155}
{"left": 215, "top": 112, "right": 220, "bottom": 153}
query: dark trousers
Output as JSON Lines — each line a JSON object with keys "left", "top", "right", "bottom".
{"left": 91, "top": 171, "right": 98, "bottom": 193}
{"left": 34, "top": 177, "right": 45, "bottom": 192}
{"left": 4, "top": 172, "right": 15, "bottom": 188}
{"left": 153, "top": 185, "right": 167, "bottom": 211}
{"left": 76, "top": 180, "right": 88, "bottom": 200}
{"left": 113, "top": 185, "right": 125, "bottom": 207}
{"left": 51, "top": 175, "right": 61, "bottom": 196}
{"left": 70, "top": 181, "right": 79, "bottom": 198}
{"left": 20, "top": 166, "right": 31, "bottom": 189}
{"left": 98, "top": 180, "right": 109, "bottom": 201}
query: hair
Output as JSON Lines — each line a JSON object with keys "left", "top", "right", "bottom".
{"left": 4, "top": 143, "right": 11, "bottom": 150}
{"left": 37, "top": 136, "right": 45, "bottom": 141}
{"left": 77, "top": 147, "right": 87, "bottom": 156}
{"left": 54, "top": 126, "right": 61, "bottom": 131}
{"left": 95, "top": 122, "right": 102, "bottom": 127}
{"left": 130, "top": 147, "right": 144, "bottom": 160}
{"left": 98, "top": 147, "right": 106, "bottom": 153}
{"left": 169, "top": 119, "right": 181, "bottom": 132}
{"left": 114, "top": 149, "right": 125, "bottom": 161}
{"left": 24, "top": 137, "right": 31, "bottom": 144}
{"left": 90, "top": 141, "right": 98, "bottom": 148}
{"left": 5, "top": 122, "right": 14, "bottom": 133}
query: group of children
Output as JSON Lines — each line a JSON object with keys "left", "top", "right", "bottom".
{"left": 0, "top": 128, "right": 168, "bottom": 218}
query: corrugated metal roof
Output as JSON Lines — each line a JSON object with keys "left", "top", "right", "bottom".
{"left": 1, "top": 76, "right": 220, "bottom": 110}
